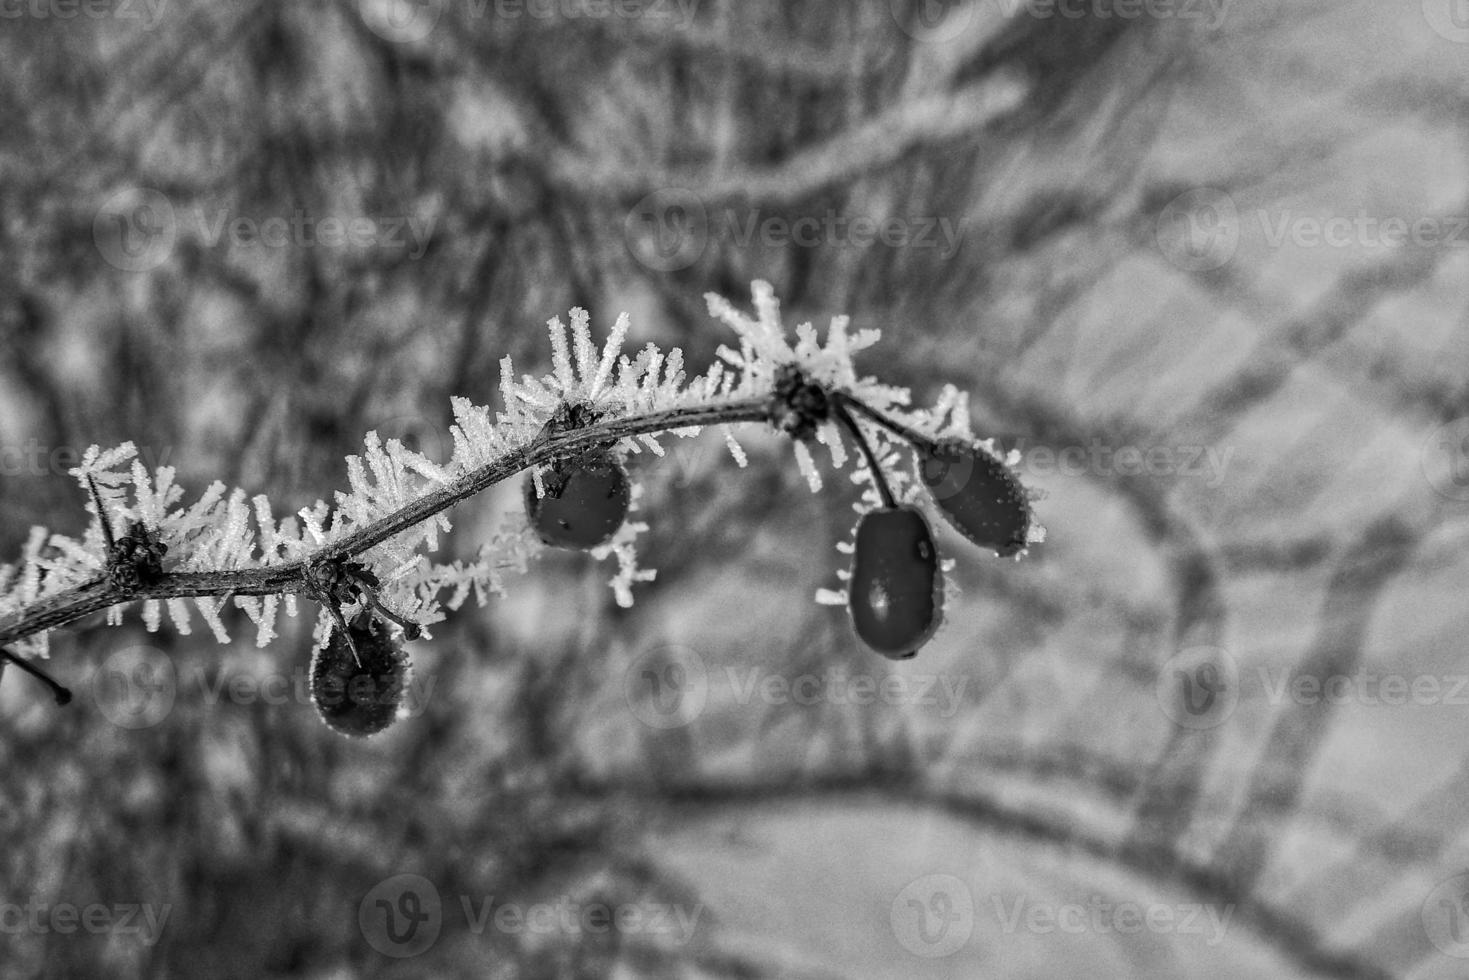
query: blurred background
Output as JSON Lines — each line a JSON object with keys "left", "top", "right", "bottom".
{"left": 2, "top": 0, "right": 1469, "bottom": 977}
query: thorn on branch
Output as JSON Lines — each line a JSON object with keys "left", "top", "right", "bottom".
{"left": 88, "top": 475, "right": 168, "bottom": 590}
{"left": 306, "top": 560, "right": 423, "bottom": 666}
{"left": 1, "top": 647, "right": 73, "bottom": 706}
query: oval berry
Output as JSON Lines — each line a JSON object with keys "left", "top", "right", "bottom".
{"left": 524, "top": 452, "right": 630, "bottom": 550}
{"left": 310, "top": 614, "right": 411, "bottom": 738}
{"left": 848, "top": 506, "right": 944, "bottom": 660}
{"left": 917, "top": 439, "right": 1031, "bottom": 557}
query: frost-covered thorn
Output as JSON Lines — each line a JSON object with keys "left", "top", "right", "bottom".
{"left": 88, "top": 477, "right": 168, "bottom": 591}
{"left": 766, "top": 363, "right": 832, "bottom": 441}
{"left": 85, "top": 476, "right": 115, "bottom": 552}
{"left": 305, "top": 558, "right": 422, "bottom": 647}
{"left": 1, "top": 646, "right": 72, "bottom": 706}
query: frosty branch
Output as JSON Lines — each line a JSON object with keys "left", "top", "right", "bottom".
{"left": 0, "top": 283, "right": 1045, "bottom": 731}
{"left": 0, "top": 399, "right": 767, "bottom": 648}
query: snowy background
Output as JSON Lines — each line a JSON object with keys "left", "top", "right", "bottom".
{"left": 2, "top": 1, "right": 1469, "bottom": 977}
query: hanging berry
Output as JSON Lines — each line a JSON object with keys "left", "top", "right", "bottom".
{"left": 917, "top": 438, "right": 1032, "bottom": 558}
{"left": 847, "top": 506, "right": 945, "bottom": 660}
{"left": 524, "top": 453, "right": 631, "bottom": 550}
{"left": 522, "top": 402, "right": 631, "bottom": 550}
{"left": 310, "top": 613, "right": 411, "bottom": 738}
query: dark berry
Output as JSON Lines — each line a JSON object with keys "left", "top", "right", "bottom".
{"left": 917, "top": 439, "right": 1032, "bottom": 557}
{"left": 847, "top": 506, "right": 944, "bottom": 660}
{"left": 310, "top": 613, "right": 411, "bottom": 738}
{"left": 523, "top": 452, "right": 631, "bottom": 550}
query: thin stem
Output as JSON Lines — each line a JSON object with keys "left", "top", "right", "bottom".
{"left": 833, "top": 402, "right": 897, "bottom": 510}
{"left": 0, "top": 397, "right": 769, "bottom": 647}
{"left": 359, "top": 590, "right": 422, "bottom": 640}
{"left": 86, "top": 476, "right": 115, "bottom": 552}
{"left": 1, "top": 647, "right": 73, "bottom": 705}
{"left": 837, "top": 393, "right": 938, "bottom": 451}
